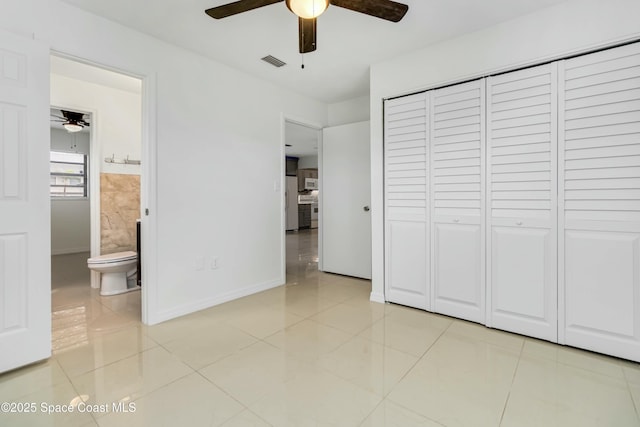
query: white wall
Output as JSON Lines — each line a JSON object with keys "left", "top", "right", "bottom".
{"left": 50, "top": 73, "right": 142, "bottom": 176}
{"left": 298, "top": 155, "right": 318, "bottom": 169}
{"left": 369, "top": 0, "right": 640, "bottom": 302}
{"left": 328, "top": 95, "right": 370, "bottom": 126}
{"left": 50, "top": 128, "right": 91, "bottom": 255}
{"left": 2, "top": 0, "right": 328, "bottom": 324}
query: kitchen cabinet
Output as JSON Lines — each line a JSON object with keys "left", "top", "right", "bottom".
{"left": 298, "top": 168, "right": 318, "bottom": 191}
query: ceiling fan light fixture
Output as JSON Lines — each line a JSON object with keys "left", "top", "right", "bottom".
{"left": 286, "top": 0, "right": 328, "bottom": 19}
{"left": 63, "top": 122, "right": 84, "bottom": 133}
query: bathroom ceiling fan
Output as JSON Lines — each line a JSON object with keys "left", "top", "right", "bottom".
{"left": 205, "top": 0, "right": 409, "bottom": 54}
{"left": 51, "top": 110, "right": 91, "bottom": 133}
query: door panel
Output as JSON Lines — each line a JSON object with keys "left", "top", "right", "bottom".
{"left": 487, "top": 62, "right": 558, "bottom": 342}
{"left": 559, "top": 42, "right": 640, "bottom": 361}
{"left": 386, "top": 221, "right": 428, "bottom": 309}
{"left": 492, "top": 226, "right": 553, "bottom": 321}
{"left": 0, "top": 30, "right": 51, "bottom": 373}
{"left": 384, "top": 93, "right": 429, "bottom": 309}
{"left": 433, "top": 223, "right": 482, "bottom": 319}
{"left": 322, "top": 121, "right": 371, "bottom": 279}
{"left": 430, "top": 80, "right": 485, "bottom": 322}
{"left": 565, "top": 230, "right": 639, "bottom": 337}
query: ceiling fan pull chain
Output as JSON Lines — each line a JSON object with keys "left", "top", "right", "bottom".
{"left": 301, "top": 54, "right": 305, "bottom": 69}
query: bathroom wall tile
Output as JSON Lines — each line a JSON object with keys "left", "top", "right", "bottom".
{"left": 100, "top": 173, "right": 140, "bottom": 254}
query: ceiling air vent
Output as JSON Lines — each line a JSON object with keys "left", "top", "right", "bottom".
{"left": 261, "top": 55, "right": 286, "bottom": 68}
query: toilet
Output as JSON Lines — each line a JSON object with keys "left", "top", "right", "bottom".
{"left": 87, "top": 251, "right": 139, "bottom": 296}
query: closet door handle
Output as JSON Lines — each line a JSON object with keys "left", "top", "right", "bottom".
{"left": 453, "top": 219, "right": 460, "bottom": 223}
{"left": 516, "top": 221, "right": 523, "bottom": 226}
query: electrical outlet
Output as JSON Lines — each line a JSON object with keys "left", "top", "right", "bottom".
{"left": 211, "top": 257, "right": 219, "bottom": 269}
{"left": 195, "top": 256, "right": 204, "bottom": 271}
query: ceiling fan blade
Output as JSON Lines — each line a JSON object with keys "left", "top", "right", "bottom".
{"left": 299, "top": 17, "right": 317, "bottom": 54}
{"left": 330, "top": 0, "right": 408, "bottom": 22}
{"left": 205, "top": 0, "right": 283, "bottom": 19}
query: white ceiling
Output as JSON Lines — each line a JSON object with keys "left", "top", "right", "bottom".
{"left": 59, "top": 0, "right": 568, "bottom": 104}
{"left": 285, "top": 121, "right": 319, "bottom": 158}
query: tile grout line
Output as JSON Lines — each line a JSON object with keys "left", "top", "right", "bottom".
{"left": 498, "top": 337, "right": 526, "bottom": 426}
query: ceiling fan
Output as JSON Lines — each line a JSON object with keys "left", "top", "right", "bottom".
{"left": 51, "top": 110, "right": 91, "bottom": 133}
{"left": 205, "top": 0, "right": 409, "bottom": 54}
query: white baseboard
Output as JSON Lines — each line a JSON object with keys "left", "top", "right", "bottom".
{"left": 51, "top": 247, "right": 90, "bottom": 256}
{"left": 369, "top": 291, "right": 385, "bottom": 304}
{"left": 152, "top": 277, "right": 285, "bottom": 325}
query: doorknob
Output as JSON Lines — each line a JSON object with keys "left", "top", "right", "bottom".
{"left": 363, "top": 206, "right": 370, "bottom": 212}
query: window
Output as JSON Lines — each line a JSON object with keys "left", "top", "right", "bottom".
{"left": 50, "top": 151, "right": 87, "bottom": 198}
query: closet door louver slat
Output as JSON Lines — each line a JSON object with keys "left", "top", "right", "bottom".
{"left": 559, "top": 42, "right": 640, "bottom": 362}
{"left": 487, "top": 63, "right": 558, "bottom": 341}
{"left": 430, "top": 80, "right": 485, "bottom": 323}
{"left": 384, "top": 93, "right": 430, "bottom": 310}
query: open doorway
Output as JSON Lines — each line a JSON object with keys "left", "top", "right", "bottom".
{"left": 49, "top": 55, "right": 144, "bottom": 352}
{"left": 283, "top": 120, "right": 321, "bottom": 284}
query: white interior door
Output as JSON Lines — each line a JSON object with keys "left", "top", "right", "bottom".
{"left": 487, "top": 63, "right": 558, "bottom": 342}
{"left": 430, "top": 80, "right": 486, "bottom": 323}
{"left": 384, "top": 94, "right": 429, "bottom": 309}
{"left": 0, "top": 30, "right": 51, "bottom": 372}
{"left": 322, "top": 121, "right": 371, "bottom": 279}
{"left": 559, "top": 42, "right": 640, "bottom": 362}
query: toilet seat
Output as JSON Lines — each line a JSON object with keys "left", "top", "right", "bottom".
{"left": 88, "top": 251, "right": 137, "bottom": 265}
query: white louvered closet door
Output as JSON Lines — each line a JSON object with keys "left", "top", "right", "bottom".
{"left": 559, "top": 42, "right": 640, "bottom": 362}
{"left": 430, "top": 80, "right": 485, "bottom": 323}
{"left": 384, "top": 93, "right": 430, "bottom": 310}
{"left": 487, "top": 63, "right": 558, "bottom": 341}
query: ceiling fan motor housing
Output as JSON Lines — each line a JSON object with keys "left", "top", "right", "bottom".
{"left": 286, "top": 0, "right": 329, "bottom": 19}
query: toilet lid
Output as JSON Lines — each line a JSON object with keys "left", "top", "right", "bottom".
{"left": 88, "top": 251, "right": 137, "bottom": 264}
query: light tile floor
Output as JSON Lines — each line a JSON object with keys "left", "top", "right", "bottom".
{"left": 1, "top": 229, "right": 639, "bottom": 426}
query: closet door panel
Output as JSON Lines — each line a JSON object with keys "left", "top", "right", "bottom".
{"left": 386, "top": 221, "right": 428, "bottom": 308}
{"left": 491, "top": 226, "right": 554, "bottom": 335}
{"left": 565, "top": 231, "right": 639, "bottom": 337}
{"left": 560, "top": 42, "right": 640, "bottom": 362}
{"left": 487, "top": 62, "right": 558, "bottom": 341}
{"left": 430, "top": 80, "right": 485, "bottom": 323}
{"left": 384, "top": 93, "right": 430, "bottom": 310}
{"left": 433, "top": 223, "right": 482, "bottom": 312}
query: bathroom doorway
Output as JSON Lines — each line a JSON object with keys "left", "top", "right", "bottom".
{"left": 49, "top": 55, "right": 144, "bottom": 351}
{"left": 283, "top": 118, "right": 322, "bottom": 284}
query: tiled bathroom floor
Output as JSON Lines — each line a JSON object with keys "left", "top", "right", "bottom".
{"left": 1, "top": 229, "right": 639, "bottom": 426}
